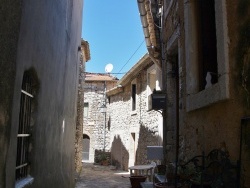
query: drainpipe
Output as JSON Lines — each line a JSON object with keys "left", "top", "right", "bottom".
{"left": 137, "top": 0, "right": 162, "bottom": 70}
{"left": 175, "top": 62, "right": 179, "bottom": 188}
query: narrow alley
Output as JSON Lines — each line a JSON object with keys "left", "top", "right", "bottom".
{"left": 75, "top": 163, "right": 131, "bottom": 188}
{"left": 1, "top": 0, "right": 250, "bottom": 187}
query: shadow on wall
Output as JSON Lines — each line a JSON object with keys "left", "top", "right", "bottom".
{"left": 110, "top": 135, "right": 129, "bottom": 171}
{"left": 109, "top": 123, "right": 162, "bottom": 171}
{"left": 136, "top": 123, "right": 162, "bottom": 165}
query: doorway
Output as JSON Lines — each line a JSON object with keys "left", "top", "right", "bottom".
{"left": 129, "top": 132, "right": 136, "bottom": 167}
{"left": 83, "top": 134, "right": 90, "bottom": 161}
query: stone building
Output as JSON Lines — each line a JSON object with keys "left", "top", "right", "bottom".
{"left": 137, "top": 0, "right": 250, "bottom": 187}
{"left": 75, "top": 39, "right": 90, "bottom": 175}
{"left": 0, "top": 1, "right": 83, "bottom": 187}
{"left": 83, "top": 73, "right": 118, "bottom": 163}
{"left": 106, "top": 53, "right": 163, "bottom": 170}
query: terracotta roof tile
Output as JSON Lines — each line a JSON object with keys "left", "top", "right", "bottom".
{"left": 85, "top": 72, "right": 118, "bottom": 81}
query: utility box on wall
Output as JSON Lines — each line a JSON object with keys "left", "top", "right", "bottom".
{"left": 151, "top": 92, "right": 166, "bottom": 110}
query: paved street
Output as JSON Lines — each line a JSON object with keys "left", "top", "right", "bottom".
{"left": 75, "top": 162, "right": 132, "bottom": 188}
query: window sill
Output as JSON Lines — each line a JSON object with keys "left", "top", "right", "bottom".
{"left": 15, "top": 176, "right": 34, "bottom": 188}
{"left": 131, "top": 111, "right": 137, "bottom": 116}
{"left": 186, "top": 74, "right": 229, "bottom": 112}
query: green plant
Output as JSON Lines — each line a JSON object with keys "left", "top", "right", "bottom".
{"left": 97, "top": 153, "right": 107, "bottom": 162}
{"left": 177, "top": 164, "right": 196, "bottom": 180}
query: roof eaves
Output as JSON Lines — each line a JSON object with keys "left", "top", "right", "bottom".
{"left": 118, "top": 53, "right": 152, "bottom": 87}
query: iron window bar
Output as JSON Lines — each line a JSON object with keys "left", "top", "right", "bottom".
{"left": 16, "top": 73, "right": 33, "bottom": 181}
{"left": 16, "top": 163, "right": 28, "bottom": 170}
{"left": 21, "top": 89, "right": 34, "bottom": 98}
{"left": 17, "top": 134, "right": 30, "bottom": 137}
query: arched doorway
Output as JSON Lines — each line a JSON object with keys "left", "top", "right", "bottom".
{"left": 83, "top": 134, "right": 90, "bottom": 161}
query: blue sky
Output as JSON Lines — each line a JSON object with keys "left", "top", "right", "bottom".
{"left": 82, "top": 0, "right": 147, "bottom": 79}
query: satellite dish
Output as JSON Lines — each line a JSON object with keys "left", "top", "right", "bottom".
{"left": 105, "top": 63, "right": 113, "bottom": 73}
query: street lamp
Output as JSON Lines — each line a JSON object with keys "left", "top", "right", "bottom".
{"left": 99, "top": 104, "right": 107, "bottom": 113}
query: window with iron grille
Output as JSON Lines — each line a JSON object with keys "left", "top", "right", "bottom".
{"left": 15, "top": 72, "right": 33, "bottom": 181}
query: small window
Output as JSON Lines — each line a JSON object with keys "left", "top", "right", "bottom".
{"left": 16, "top": 72, "right": 34, "bottom": 181}
{"left": 185, "top": 0, "right": 230, "bottom": 111}
{"left": 197, "top": 0, "right": 218, "bottom": 90}
{"left": 84, "top": 102, "right": 89, "bottom": 118}
{"left": 132, "top": 84, "right": 136, "bottom": 111}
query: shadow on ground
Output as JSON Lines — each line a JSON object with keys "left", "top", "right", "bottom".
{"left": 75, "top": 162, "right": 132, "bottom": 188}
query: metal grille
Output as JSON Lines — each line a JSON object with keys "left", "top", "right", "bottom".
{"left": 16, "top": 73, "right": 33, "bottom": 180}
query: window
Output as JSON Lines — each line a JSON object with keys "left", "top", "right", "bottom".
{"left": 185, "top": 0, "right": 229, "bottom": 111}
{"left": 197, "top": 0, "right": 218, "bottom": 90}
{"left": 84, "top": 102, "right": 89, "bottom": 118}
{"left": 132, "top": 84, "right": 136, "bottom": 111}
{"left": 16, "top": 72, "right": 34, "bottom": 182}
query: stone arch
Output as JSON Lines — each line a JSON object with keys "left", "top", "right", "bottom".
{"left": 82, "top": 131, "right": 95, "bottom": 162}
{"left": 82, "top": 134, "right": 90, "bottom": 161}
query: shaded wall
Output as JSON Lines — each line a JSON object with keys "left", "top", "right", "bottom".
{"left": 0, "top": 1, "right": 22, "bottom": 187}
{"left": 161, "top": 1, "right": 250, "bottom": 186}
{"left": 3, "top": 0, "right": 83, "bottom": 187}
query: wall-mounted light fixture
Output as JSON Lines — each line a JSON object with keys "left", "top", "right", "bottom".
{"left": 99, "top": 104, "right": 107, "bottom": 113}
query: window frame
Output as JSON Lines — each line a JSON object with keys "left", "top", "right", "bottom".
{"left": 184, "top": 0, "right": 229, "bottom": 111}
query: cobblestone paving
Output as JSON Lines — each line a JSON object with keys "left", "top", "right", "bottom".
{"left": 75, "top": 163, "right": 132, "bottom": 188}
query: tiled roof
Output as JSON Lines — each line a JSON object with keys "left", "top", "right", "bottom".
{"left": 81, "top": 40, "right": 90, "bottom": 62}
{"left": 85, "top": 72, "right": 118, "bottom": 81}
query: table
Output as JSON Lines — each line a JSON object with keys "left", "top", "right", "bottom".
{"left": 128, "top": 164, "right": 154, "bottom": 181}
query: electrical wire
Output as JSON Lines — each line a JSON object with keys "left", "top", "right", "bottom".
{"left": 115, "top": 40, "right": 145, "bottom": 78}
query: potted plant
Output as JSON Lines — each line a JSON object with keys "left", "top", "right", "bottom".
{"left": 129, "top": 175, "right": 147, "bottom": 188}
{"left": 97, "top": 153, "right": 109, "bottom": 166}
{"left": 154, "top": 163, "right": 179, "bottom": 188}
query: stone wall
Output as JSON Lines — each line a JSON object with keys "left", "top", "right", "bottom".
{"left": 83, "top": 80, "right": 117, "bottom": 162}
{"left": 161, "top": 1, "right": 250, "bottom": 186}
{"left": 0, "top": 1, "right": 22, "bottom": 187}
{"left": 108, "top": 66, "right": 163, "bottom": 170}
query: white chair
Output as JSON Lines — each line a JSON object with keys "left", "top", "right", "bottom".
{"left": 147, "top": 161, "right": 157, "bottom": 181}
